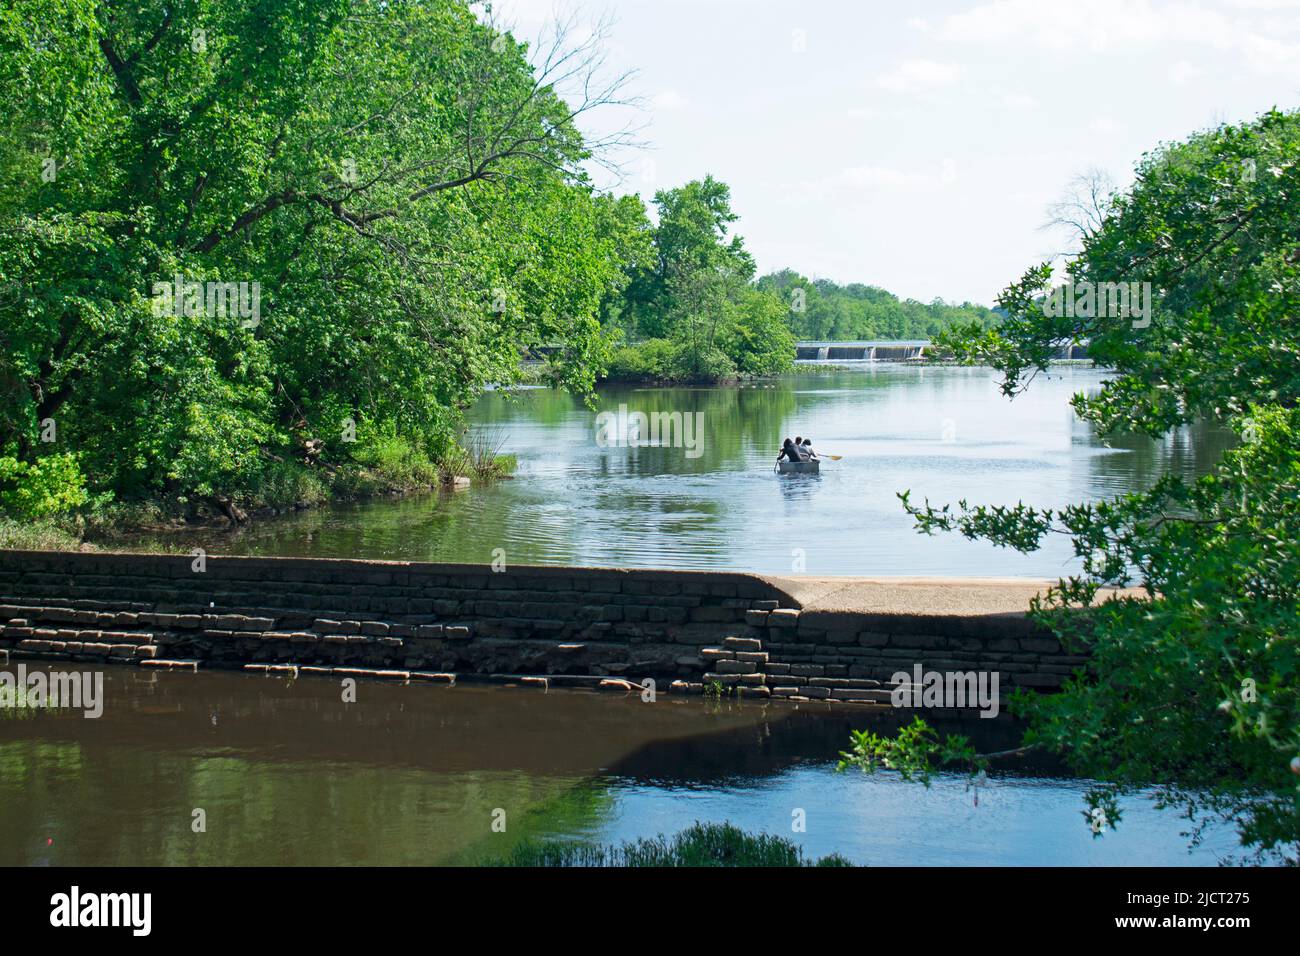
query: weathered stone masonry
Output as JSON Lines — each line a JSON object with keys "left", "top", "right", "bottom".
{"left": 0, "top": 551, "right": 1088, "bottom": 702}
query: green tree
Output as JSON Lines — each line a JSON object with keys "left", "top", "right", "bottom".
{"left": 847, "top": 109, "right": 1300, "bottom": 863}
{"left": 604, "top": 175, "right": 791, "bottom": 381}
{"left": 0, "top": 0, "right": 635, "bottom": 515}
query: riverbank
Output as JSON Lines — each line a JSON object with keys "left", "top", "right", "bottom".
{"left": 0, "top": 441, "right": 517, "bottom": 552}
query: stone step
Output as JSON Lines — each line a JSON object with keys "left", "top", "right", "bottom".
{"left": 826, "top": 688, "right": 894, "bottom": 702}
{"left": 767, "top": 609, "right": 800, "bottom": 628}
{"left": 784, "top": 664, "right": 826, "bottom": 677}
{"left": 713, "top": 659, "right": 757, "bottom": 675}
{"left": 771, "top": 686, "right": 894, "bottom": 704}
{"left": 0, "top": 605, "right": 456, "bottom": 640}
{"left": 410, "top": 672, "right": 456, "bottom": 684}
{"left": 702, "top": 671, "right": 766, "bottom": 686}
{"left": 805, "top": 677, "right": 883, "bottom": 689}
{"left": 13, "top": 638, "right": 154, "bottom": 659}
{"left": 789, "top": 685, "right": 832, "bottom": 699}
{"left": 332, "top": 667, "right": 415, "bottom": 681}
{"left": 140, "top": 659, "right": 201, "bottom": 671}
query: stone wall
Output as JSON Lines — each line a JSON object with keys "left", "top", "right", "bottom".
{"left": 0, "top": 550, "right": 1087, "bottom": 702}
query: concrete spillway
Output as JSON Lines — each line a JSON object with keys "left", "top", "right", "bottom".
{"left": 793, "top": 341, "right": 1091, "bottom": 362}
{"left": 794, "top": 341, "right": 929, "bottom": 361}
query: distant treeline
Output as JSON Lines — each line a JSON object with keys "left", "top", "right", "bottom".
{"left": 756, "top": 270, "right": 1004, "bottom": 341}
{"left": 597, "top": 180, "right": 1002, "bottom": 384}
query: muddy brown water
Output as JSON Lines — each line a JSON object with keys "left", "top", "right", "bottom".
{"left": 0, "top": 666, "right": 1242, "bottom": 866}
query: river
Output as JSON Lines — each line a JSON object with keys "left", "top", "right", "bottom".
{"left": 139, "top": 364, "right": 1231, "bottom": 576}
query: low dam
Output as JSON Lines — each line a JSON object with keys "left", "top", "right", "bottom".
{"left": 791, "top": 340, "right": 1091, "bottom": 361}
{"left": 0, "top": 551, "right": 1088, "bottom": 704}
{"left": 795, "top": 340, "right": 931, "bottom": 361}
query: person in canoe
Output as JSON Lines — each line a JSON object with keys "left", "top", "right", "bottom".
{"left": 801, "top": 437, "right": 819, "bottom": 460}
{"left": 777, "top": 437, "right": 804, "bottom": 464}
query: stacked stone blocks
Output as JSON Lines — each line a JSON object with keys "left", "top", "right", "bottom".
{"left": 0, "top": 551, "right": 1087, "bottom": 698}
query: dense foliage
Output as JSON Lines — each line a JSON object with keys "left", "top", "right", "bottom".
{"left": 0, "top": 0, "right": 820, "bottom": 524}
{"left": 847, "top": 109, "right": 1300, "bottom": 863}
{"left": 758, "top": 270, "right": 1002, "bottom": 342}
{"left": 0, "top": 0, "right": 642, "bottom": 519}
{"left": 601, "top": 175, "right": 794, "bottom": 382}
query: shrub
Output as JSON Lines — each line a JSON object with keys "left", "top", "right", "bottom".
{"left": 604, "top": 338, "right": 677, "bottom": 381}
{"left": 349, "top": 425, "right": 439, "bottom": 489}
{"left": 237, "top": 460, "right": 330, "bottom": 510}
{"left": 0, "top": 450, "right": 90, "bottom": 519}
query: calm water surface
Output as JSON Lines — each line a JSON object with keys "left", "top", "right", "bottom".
{"left": 0, "top": 668, "right": 1242, "bottom": 866}
{"left": 154, "top": 365, "right": 1231, "bottom": 576}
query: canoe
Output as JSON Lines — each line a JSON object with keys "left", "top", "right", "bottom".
{"left": 777, "top": 459, "right": 819, "bottom": 475}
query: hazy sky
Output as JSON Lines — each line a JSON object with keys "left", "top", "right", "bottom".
{"left": 490, "top": 0, "right": 1300, "bottom": 305}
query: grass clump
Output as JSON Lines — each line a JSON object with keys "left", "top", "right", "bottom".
{"left": 489, "top": 822, "right": 854, "bottom": 867}
{"left": 438, "top": 429, "right": 516, "bottom": 482}
{"left": 0, "top": 516, "right": 90, "bottom": 551}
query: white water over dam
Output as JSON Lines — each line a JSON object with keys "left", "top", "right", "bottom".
{"left": 793, "top": 340, "right": 1091, "bottom": 361}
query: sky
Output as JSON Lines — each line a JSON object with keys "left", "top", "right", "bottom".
{"left": 488, "top": 0, "right": 1300, "bottom": 305}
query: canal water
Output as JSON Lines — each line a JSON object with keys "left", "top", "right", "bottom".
{"left": 153, "top": 364, "right": 1231, "bottom": 577}
{"left": 0, "top": 668, "right": 1242, "bottom": 866}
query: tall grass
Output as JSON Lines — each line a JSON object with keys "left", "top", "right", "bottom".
{"left": 0, "top": 517, "right": 88, "bottom": 551}
{"left": 488, "top": 822, "right": 854, "bottom": 867}
{"left": 439, "top": 428, "right": 516, "bottom": 482}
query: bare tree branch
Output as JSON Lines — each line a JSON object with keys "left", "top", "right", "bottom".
{"left": 1040, "top": 166, "right": 1118, "bottom": 256}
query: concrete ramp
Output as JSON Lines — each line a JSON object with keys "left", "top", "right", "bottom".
{"left": 757, "top": 576, "right": 1067, "bottom": 615}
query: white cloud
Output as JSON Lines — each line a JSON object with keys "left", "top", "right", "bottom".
{"left": 875, "top": 59, "right": 961, "bottom": 92}
{"left": 1004, "top": 93, "right": 1038, "bottom": 108}
{"left": 841, "top": 165, "right": 929, "bottom": 187}
{"left": 651, "top": 90, "right": 689, "bottom": 111}
{"left": 784, "top": 163, "right": 953, "bottom": 202}
{"left": 1168, "top": 60, "right": 1203, "bottom": 83}
{"left": 941, "top": 0, "right": 1213, "bottom": 47}
{"left": 1225, "top": 0, "right": 1300, "bottom": 9}
{"left": 939, "top": 0, "right": 1300, "bottom": 81}
{"left": 907, "top": 17, "right": 932, "bottom": 32}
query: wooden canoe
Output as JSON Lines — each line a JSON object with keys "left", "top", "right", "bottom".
{"left": 777, "top": 459, "right": 820, "bottom": 475}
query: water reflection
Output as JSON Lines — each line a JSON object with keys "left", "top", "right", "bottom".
{"left": 0, "top": 667, "right": 1242, "bottom": 866}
